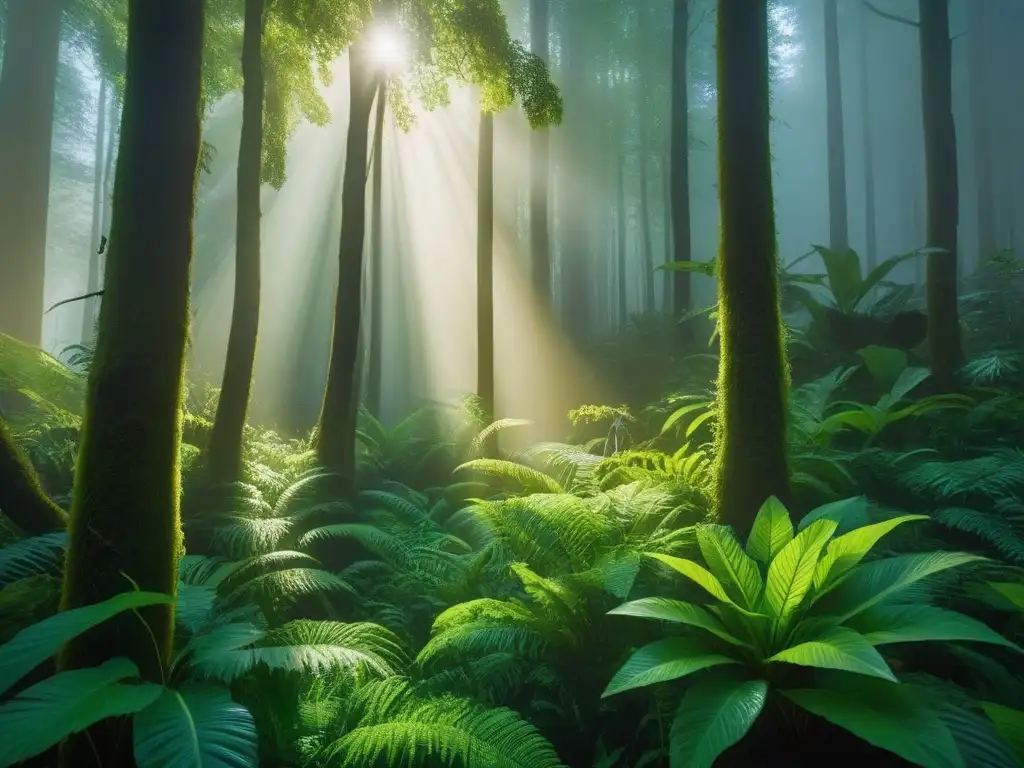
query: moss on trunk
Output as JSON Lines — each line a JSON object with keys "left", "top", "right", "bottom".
{"left": 317, "top": 42, "right": 379, "bottom": 490}
{"left": 712, "top": 0, "right": 790, "bottom": 540}
{"left": 57, "top": 1, "right": 205, "bottom": 764}
{"left": 208, "top": 0, "right": 265, "bottom": 485}
{"left": 477, "top": 109, "right": 496, "bottom": 454}
{"left": 0, "top": 416, "right": 66, "bottom": 534}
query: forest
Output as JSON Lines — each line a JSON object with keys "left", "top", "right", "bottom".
{"left": 1, "top": 0, "right": 1024, "bottom": 765}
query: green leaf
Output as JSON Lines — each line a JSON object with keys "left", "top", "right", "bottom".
{"left": 797, "top": 496, "right": 868, "bottom": 535}
{"left": 608, "top": 598, "right": 750, "bottom": 647}
{"left": 768, "top": 625, "right": 896, "bottom": 681}
{"left": 0, "top": 590, "right": 173, "bottom": 697}
{"left": 134, "top": 684, "right": 258, "bottom": 768}
{"left": 646, "top": 553, "right": 737, "bottom": 607}
{"left": 783, "top": 679, "right": 965, "bottom": 768}
{"left": 745, "top": 496, "right": 793, "bottom": 566}
{"left": 602, "top": 638, "right": 740, "bottom": 698}
{"left": 849, "top": 604, "right": 1022, "bottom": 651}
{"left": 813, "top": 515, "right": 929, "bottom": 594}
{"left": 981, "top": 703, "right": 1024, "bottom": 764}
{"left": 696, "top": 525, "right": 763, "bottom": 610}
{"left": 989, "top": 582, "right": 1024, "bottom": 610}
{"left": 0, "top": 658, "right": 162, "bottom": 768}
{"left": 814, "top": 551, "right": 986, "bottom": 623}
{"left": 668, "top": 678, "right": 768, "bottom": 768}
{"left": 764, "top": 519, "right": 837, "bottom": 630}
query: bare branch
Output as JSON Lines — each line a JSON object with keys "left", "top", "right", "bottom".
{"left": 863, "top": 0, "right": 919, "bottom": 27}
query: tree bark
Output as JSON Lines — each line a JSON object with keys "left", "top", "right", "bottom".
{"left": 366, "top": 81, "right": 387, "bottom": 419}
{"left": 967, "top": 0, "right": 996, "bottom": 264}
{"left": 0, "top": 416, "right": 67, "bottom": 534}
{"left": 81, "top": 79, "right": 107, "bottom": 345}
{"left": 824, "top": 0, "right": 849, "bottom": 252}
{"left": 530, "top": 0, "right": 551, "bottom": 307}
{"left": 477, "top": 109, "right": 495, "bottom": 453}
{"left": 713, "top": 0, "right": 790, "bottom": 539}
{"left": 317, "top": 43, "right": 378, "bottom": 490}
{"left": 670, "top": 0, "right": 693, "bottom": 327}
{"left": 208, "top": 0, "right": 265, "bottom": 485}
{"left": 918, "top": 0, "right": 964, "bottom": 386}
{"left": 0, "top": 0, "right": 62, "bottom": 346}
{"left": 859, "top": 0, "right": 878, "bottom": 271}
{"left": 617, "top": 154, "right": 628, "bottom": 328}
{"left": 58, "top": 1, "right": 205, "bottom": 765}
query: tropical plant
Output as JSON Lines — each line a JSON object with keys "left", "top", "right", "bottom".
{"left": 602, "top": 496, "right": 1021, "bottom": 767}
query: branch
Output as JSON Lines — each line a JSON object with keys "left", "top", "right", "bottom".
{"left": 46, "top": 290, "right": 104, "bottom": 314}
{"left": 863, "top": 1, "right": 918, "bottom": 27}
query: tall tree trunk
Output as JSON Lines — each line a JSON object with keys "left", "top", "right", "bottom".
{"left": 824, "top": 0, "right": 849, "bottom": 252}
{"left": 967, "top": 0, "right": 995, "bottom": 264}
{"left": 661, "top": 154, "right": 672, "bottom": 312}
{"left": 670, "top": 0, "right": 693, "bottom": 328}
{"left": 530, "top": 0, "right": 551, "bottom": 306}
{"left": 859, "top": 0, "right": 878, "bottom": 271}
{"left": 638, "top": 127, "right": 655, "bottom": 313}
{"left": 713, "top": 0, "right": 790, "bottom": 539}
{"left": 617, "top": 153, "right": 628, "bottom": 327}
{"left": 208, "top": 0, "right": 265, "bottom": 485}
{"left": 317, "top": 42, "right": 378, "bottom": 490}
{"left": 0, "top": 416, "right": 67, "bottom": 534}
{"left": 58, "top": 2, "right": 204, "bottom": 765}
{"left": 366, "top": 82, "right": 387, "bottom": 418}
{"left": 477, "top": 109, "right": 495, "bottom": 452}
{"left": 919, "top": 0, "right": 964, "bottom": 386}
{"left": 81, "top": 79, "right": 108, "bottom": 345}
{"left": 101, "top": 97, "right": 119, "bottom": 238}
{"left": 0, "top": 0, "right": 62, "bottom": 346}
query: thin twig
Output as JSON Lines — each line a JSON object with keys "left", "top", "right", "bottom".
{"left": 863, "top": 0, "right": 919, "bottom": 27}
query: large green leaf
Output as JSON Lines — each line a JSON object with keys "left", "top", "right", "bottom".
{"left": 608, "top": 598, "right": 750, "bottom": 647}
{"left": 0, "top": 658, "right": 162, "bottom": 768}
{"left": 783, "top": 678, "right": 964, "bottom": 768}
{"left": 646, "top": 554, "right": 738, "bottom": 608}
{"left": 849, "top": 604, "right": 1022, "bottom": 651}
{"left": 745, "top": 496, "right": 793, "bottom": 566}
{"left": 763, "top": 519, "right": 837, "bottom": 631}
{"left": 981, "top": 703, "right": 1024, "bottom": 764}
{"left": 768, "top": 625, "right": 895, "bottom": 681}
{"left": 813, "top": 515, "right": 929, "bottom": 595}
{"left": 668, "top": 678, "right": 768, "bottom": 768}
{"left": 813, "top": 551, "right": 986, "bottom": 623}
{"left": 797, "top": 496, "right": 868, "bottom": 535}
{"left": 134, "top": 684, "right": 258, "bottom": 768}
{"left": 813, "top": 245, "right": 863, "bottom": 313}
{"left": 0, "top": 590, "right": 173, "bottom": 697}
{"left": 696, "top": 525, "right": 762, "bottom": 610}
{"left": 989, "top": 582, "right": 1024, "bottom": 610}
{"left": 602, "top": 638, "right": 740, "bottom": 697}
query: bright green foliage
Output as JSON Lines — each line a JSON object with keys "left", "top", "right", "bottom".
{"left": 603, "top": 496, "right": 1021, "bottom": 767}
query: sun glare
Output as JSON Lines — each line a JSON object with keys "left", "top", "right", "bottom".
{"left": 367, "top": 22, "right": 408, "bottom": 74}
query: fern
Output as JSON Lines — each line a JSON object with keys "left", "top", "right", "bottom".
{"left": 0, "top": 532, "right": 67, "bottom": 587}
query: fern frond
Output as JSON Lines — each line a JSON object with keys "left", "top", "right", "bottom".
{"left": 320, "top": 679, "right": 564, "bottom": 768}
{"left": 0, "top": 532, "right": 66, "bottom": 587}
{"left": 933, "top": 507, "right": 1024, "bottom": 564}
{"left": 455, "top": 459, "right": 564, "bottom": 494}
{"left": 210, "top": 516, "right": 292, "bottom": 558}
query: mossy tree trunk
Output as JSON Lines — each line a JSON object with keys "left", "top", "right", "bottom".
{"left": 477, "top": 109, "right": 496, "bottom": 454}
{"left": 0, "top": 416, "right": 66, "bottom": 534}
{"left": 0, "top": 0, "right": 62, "bottom": 346}
{"left": 530, "top": 0, "right": 552, "bottom": 307}
{"left": 366, "top": 81, "right": 387, "bottom": 419}
{"left": 824, "top": 0, "right": 849, "bottom": 252}
{"left": 670, "top": 0, "right": 692, "bottom": 330}
{"left": 57, "top": 2, "right": 205, "bottom": 765}
{"left": 918, "top": 0, "right": 964, "bottom": 387}
{"left": 317, "top": 42, "right": 379, "bottom": 490}
{"left": 713, "top": 0, "right": 790, "bottom": 539}
{"left": 208, "top": 0, "right": 266, "bottom": 485}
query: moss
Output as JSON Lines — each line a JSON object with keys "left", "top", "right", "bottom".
{"left": 56, "top": 2, "right": 205, "bottom": 764}
{"left": 711, "top": 1, "right": 790, "bottom": 539}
